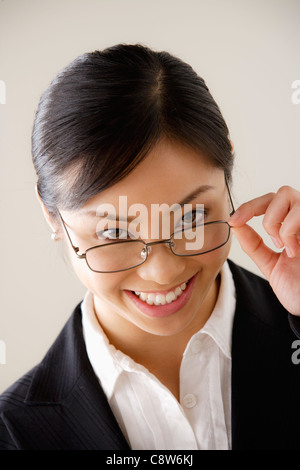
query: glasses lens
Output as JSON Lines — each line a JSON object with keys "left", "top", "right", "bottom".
{"left": 171, "top": 221, "right": 230, "bottom": 256}
{"left": 85, "top": 240, "right": 147, "bottom": 273}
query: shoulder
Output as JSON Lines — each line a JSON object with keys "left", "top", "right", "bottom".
{"left": 0, "top": 368, "right": 37, "bottom": 449}
{"left": 0, "top": 300, "right": 127, "bottom": 450}
{"left": 228, "top": 258, "right": 271, "bottom": 293}
{"left": 0, "top": 302, "right": 84, "bottom": 449}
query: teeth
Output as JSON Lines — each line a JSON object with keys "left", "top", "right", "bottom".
{"left": 166, "top": 291, "right": 176, "bottom": 303}
{"left": 134, "top": 282, "right": 187, "bottom": 306}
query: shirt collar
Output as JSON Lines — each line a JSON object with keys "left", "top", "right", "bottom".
{"left": 81, "top": 260, "right": 236, "bottom": 399}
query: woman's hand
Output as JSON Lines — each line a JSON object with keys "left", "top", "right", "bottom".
{"left": 229, "top": 186, "right": 300, "bottom": 316}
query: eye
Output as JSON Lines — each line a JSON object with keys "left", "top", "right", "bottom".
{"left": 179, "top": 208, "right": 207, "bottom": 228}
{"left": 96, "top": 228, "right": 131, "bottom": 241}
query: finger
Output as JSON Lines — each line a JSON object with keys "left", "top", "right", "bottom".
{"left": 278, "top": 204, "right": 300, "bottom": 257}
{"left": 229, "top": 193, "right": 275, "bottom": 227}
{"left": 229, "top": 187, "right": 300, "bottom": 256}
{"left": 231, "top": 224, "right": 280, "bottom": 280}
{"left": 261, "top": 190, "right": 289, "bottom": 248}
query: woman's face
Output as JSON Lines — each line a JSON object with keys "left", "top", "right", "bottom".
{"left": 59, "top": 139, "right": 232, "bottom": 340}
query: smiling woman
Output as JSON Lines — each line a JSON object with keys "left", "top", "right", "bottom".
{"left": 1, "top": 44, "right": 300, "bottom": 451}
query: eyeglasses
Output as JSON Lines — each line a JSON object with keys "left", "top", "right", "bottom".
{"left": 57, "top": 177, "right": 235, "bottom": 273}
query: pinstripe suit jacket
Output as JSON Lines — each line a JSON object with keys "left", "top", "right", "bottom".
{"left": 1, "top": 260, "right": 300, "bottom": 450}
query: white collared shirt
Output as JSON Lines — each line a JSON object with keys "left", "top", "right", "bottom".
{"left": 81, "top": 261, "right": 236, "bottom": 450}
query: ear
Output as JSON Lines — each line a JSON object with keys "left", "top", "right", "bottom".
{"left": 230, "top": 140, "right": 234, "bottom": 153}
{"left": 35, "top": 185, "right": 61, "bottom": 236}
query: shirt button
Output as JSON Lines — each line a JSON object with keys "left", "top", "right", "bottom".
{"left": 182, "top": 393, "right": 197, "bottom": 408}
{"left": 191, "top": 339, "right": 201, "bottom": 354}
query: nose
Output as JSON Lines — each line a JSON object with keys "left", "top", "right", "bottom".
{"left": 136, "top": 242, "right": 186, "bottom": 285}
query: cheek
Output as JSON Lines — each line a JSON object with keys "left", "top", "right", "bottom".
{"left": 189, "top": 235, "right": 231, "bottom": 274}
{"left": 67, "top": 249, "right": 126, "bottom": 299}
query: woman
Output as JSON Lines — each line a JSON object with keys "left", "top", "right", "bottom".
{"left": 0, "top": 44, "right": 300, "bottom": 450}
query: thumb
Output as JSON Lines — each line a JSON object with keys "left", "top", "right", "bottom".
{"left": 231, "top": 224, "right": 279, "bottom": 280}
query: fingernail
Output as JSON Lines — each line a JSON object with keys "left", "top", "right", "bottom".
{"left": 228, "top": 209, "right": 240, "bottom": 225}
{"left": 271, "top": 236, "right": 283, "bottom": 249}
{"left": 285, "top": 247, "right": 294, "bottom": 258}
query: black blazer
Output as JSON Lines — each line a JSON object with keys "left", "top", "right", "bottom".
{"left": 1, "top": 260, "right": 300, "bottom": 450}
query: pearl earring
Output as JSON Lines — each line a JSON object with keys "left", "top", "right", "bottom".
{"left": 51, "top": 232, "right": 58, "bottom": 241}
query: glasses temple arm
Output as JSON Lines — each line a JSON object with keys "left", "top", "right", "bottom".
{"left": 225, "top": 174, "right": 235, "bottom": 216}
{"left": 56, "top": 209, "right": 83, "bottom": 256}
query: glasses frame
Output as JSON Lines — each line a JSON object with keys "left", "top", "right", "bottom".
{"left": 56, "top": 175, "right": 235, "bottom": 273}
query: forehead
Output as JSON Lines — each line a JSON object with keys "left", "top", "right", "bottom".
{"left": 82, "top": 139, "right": 224, "bottom": 210}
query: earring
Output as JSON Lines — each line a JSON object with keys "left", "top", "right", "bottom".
{"left": 51, "top": 232, "right": 59, "bottom": 241}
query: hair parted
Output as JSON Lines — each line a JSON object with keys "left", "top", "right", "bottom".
{"left": 32, "top": 43, "right": 234, "bottom": 216}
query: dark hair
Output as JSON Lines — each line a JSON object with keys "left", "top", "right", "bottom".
{"left": 32, "top": 43, "right": 234, "bottom": 216}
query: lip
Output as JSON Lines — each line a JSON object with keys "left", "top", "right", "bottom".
{"left": 124, "top": 273, "right": 198, "bottom": 318}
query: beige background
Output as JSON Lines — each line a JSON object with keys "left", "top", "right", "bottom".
{"left": 0, "top": 0, "right": 299, "bottom": 393}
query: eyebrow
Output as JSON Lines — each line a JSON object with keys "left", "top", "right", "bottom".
{"left": 178, "top": 184, "right": 214, "bottom": 206}
{"left": 80, "top": 184, "right": 215, "bottom": 222}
